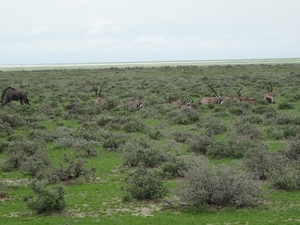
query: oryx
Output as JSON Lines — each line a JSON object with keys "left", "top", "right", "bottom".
{"left": 199, "top": 83, "right": 224, "bottom": 105}
{"left": 94, "top": 82, "right": 106, "bottom": 104}
{"left": 263, "top": 81, "right": 275, "bottom": 103}
{"left": 118, "top": 90, "right": 143, "bottom": 110}
{"left": 179, "top": 100, "right": 193, "bottom": 109}
{"left": 232, "top": 87, "right": 255, "bottom": 104}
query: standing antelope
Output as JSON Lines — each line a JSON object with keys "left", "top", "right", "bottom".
{"left": 263, "top": 81, "right": 275, "bottom": 103}
{"left": 94, "top": 82, "right": 106, "bottom": 104}
{"left": 199, "top": 83, "right": 224, "bottom": 105}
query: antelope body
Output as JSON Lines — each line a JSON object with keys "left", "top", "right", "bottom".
{"left": 199, "top": 96, "right": 223, "bottom": 105}
{"left": 199, "top": 83, "right": 224, "bottom": 105}
{"left": 123, "top": 98, "right": 143, "bottom": 109}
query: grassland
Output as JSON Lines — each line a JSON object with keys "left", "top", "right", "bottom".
{"left": 0, "top": 60, "right": 300, "bottom": 224}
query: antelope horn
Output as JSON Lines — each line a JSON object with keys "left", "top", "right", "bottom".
{"left": 206, "top": 83, "right": 219, "bottom": 97}
{"left": 98, "top": 82, "right": 107, "bottom": 97}
{"left": 94, "top": 86, "right": 98, "bottom": 97}
{"left": 163, "top": 93, "right": 169, "bottom": 103}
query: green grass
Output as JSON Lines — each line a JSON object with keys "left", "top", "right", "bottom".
{"left": 1, "top": 61, "right": 300, "bottom": 224}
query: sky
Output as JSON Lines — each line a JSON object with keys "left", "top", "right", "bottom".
{"left": 1, "top": 0, "right": 300, "bottom": 65}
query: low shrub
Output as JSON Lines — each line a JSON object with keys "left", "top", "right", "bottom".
{"left": 0, "top": 181, "right": 10, "bottom": 198}
{"left": 158, "top": 155, "right": 187, "bottom": 179}
{"left": 285, "top": 135, "right": 300, "bottom": 161}
{"left": 200, "top": 117, "right": 227, "bottom": 136}
{"left": 23, "top": 179, "right": 66, "bottom": 214}
{"left": 278, "top": 102, "right": 294, "bottom": 110}
{"left": 233, "top": 120, "right": 261, "bottom": 139}
{"left": 101, "top": 131, "right": 128, "bottom": 151}
{"left": 172, "top": 130, "right": 191, "bottom": 143}
{"left": 243, "top": 144, "right": 270, "bottom": 180}
{"left": 177, "top": 156, "right": 262, "bottom": 208}
{"left": 187, "top": 134, "right": 214, "bottom": 154}
{"left": 44, "top": 155, "right": 96, "bottom": 184}
{"left": 123, "top": 165, "right": 168, "bottom": 200}
{"left": 148, "top": 129, "right": 163, "bottom": 140}
{"left": 123, "top": 119, "right": 145, "bottom": 133}
{"left": 1, "top": 139, "right": 50, "bottom": 176}
{"left": 267, "top": 162, "right": 300, "bottom": 191}
{"left": 123, "top": 139, "right": 168, "bottom": 167}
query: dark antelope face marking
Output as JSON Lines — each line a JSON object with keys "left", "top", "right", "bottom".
{"left": 179, "top": 100, "right": 193, "bottom": 109}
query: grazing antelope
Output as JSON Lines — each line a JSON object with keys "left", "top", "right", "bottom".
{"left": 263, "top": 81, "right": 275, "bottom": 103}
{"left": 94, "top": 82, "right": 106, "bottom": 104}
{"left": 232, "top": 87, "right": 255, "bottom": 104}
{"left": 163, "top": 93, "right": 181, "bottom": 106}
{"left": 179, "top": 100, "right": 193, "bottom": 109}
{"left": 199, "top": 83, "right": 224, "bottom": 105}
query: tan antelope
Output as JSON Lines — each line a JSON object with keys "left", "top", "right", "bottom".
{"left": 94, "top": 82, "right": 106, "bottom": 104}
{"left": 199, "top": 83, "right": 224, "bottom": 105}
{"left": 163, "top": 93, "right": 181, "bottom": 106}
{"left": 118, "top": 90, "right": 143, "bottom": 110}
{"left": 232, "top": 87, "right": 255, "bottom": 104}
{"left": 263, "top": 81, "right": 275, "bottom": 103}
{"left": 179, "top": 100, "right": 193, "bottom": 109}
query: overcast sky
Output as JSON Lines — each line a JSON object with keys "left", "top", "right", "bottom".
{"left": 1, "top": 0, "right": 299, "bottom": 65}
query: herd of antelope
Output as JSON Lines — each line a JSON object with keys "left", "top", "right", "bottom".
{"left": 93, "top": 81, "right": 275, "bottom": 110}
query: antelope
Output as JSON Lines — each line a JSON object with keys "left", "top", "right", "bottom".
{"left": 199, "top": 83, "right": 224, "bottom": 105}
{"left": 94, "top": 82, "right": 106, "bottom": 104}
{"left": 118, "top": 90, "right": 143, "bottom": 110}
{"left": 163, "top": 93, "right": 181, "bottom": 106}
{"left": 263, "top": 81, "right": 275, "bottom": 103}
{"left": 179, "top": 100, "right": 193, "bottom": 109}
{"left": 232, "top": 87, "right": 255, "bottom": 104}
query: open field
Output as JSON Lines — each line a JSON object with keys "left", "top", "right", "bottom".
{"left": 1, "top": 61, "right": 300, "bottom": 224}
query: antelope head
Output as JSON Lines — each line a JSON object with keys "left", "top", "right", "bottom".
{"left": 179, "top": 100, "right": 193, "bottom": 109}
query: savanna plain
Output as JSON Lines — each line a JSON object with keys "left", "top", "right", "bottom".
{"left": 1, "top": 61, "right": 300, "bottom": 225}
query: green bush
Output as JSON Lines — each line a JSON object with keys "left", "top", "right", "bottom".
{"left": 0, "top": 181, "right": 10, "bottom": 198}
{"left": 285, "top": 135, "right": 300, "bottom": 161}
{"left": 172, "top": 130, "right": 191, "bottom": 143}
{"left": 123, "top": 165, "right": 168, "bottom": 200}
{"left": 267, "top": 163, "right": 300, "bottom": 191}
{"left": 148, "top": 129, "right": 163, "bottom": 140}
{"left": 187, "top": 134, "right": 214, "bottom": 154}
{"left": 200, "top": 117, "right": 228, "bottom": 136}
{"left": 178, "top": 157, "right": 262, "bottom": 208}
{"left": 233, "top": 121, "right": 261, "bottom": 139}
{"left": 101, "top": 131, "right": 128, "bottom": 151}
{"left": 243, "top": 144, "right": 270, "bottom": 180}
{"left": 123, "top": 119, "right": 145, "bottom": 133}
{"left": 43, "top": 155, "right": 96, "bottom": 184}
{"left": 158, "top": 155, "right": 187, "bottom": 179}
{"left": 278, "top": 102, "right": 294, "bottom": 110}
{"left": 1, "top": 139, "right": 50, "bottom": 176}
{"left": 123, "top": 139, "right": 168, "bottom": 167}
{"left": 23, "top": 179, "right": 66, "bottom": 214}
